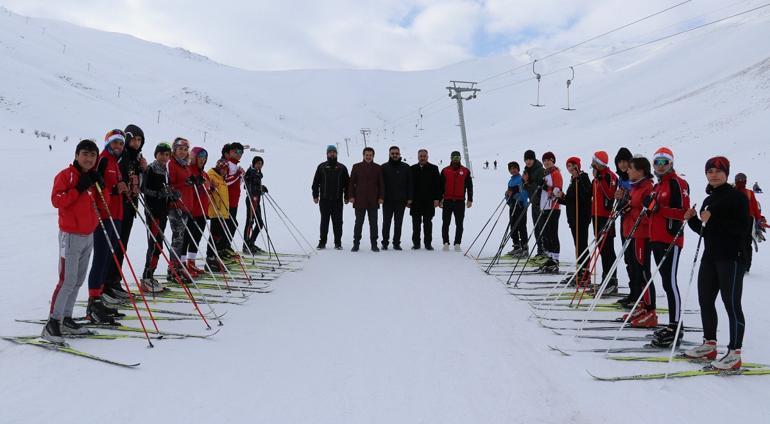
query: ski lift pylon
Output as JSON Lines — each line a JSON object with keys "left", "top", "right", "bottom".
{"left": 530, "top": 60, "right": 545, "bottom": 108}
{"left": 562, "top": 66, "right": 576, "bottom": 111}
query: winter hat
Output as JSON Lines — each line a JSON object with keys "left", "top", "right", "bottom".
{"left": 104, "top": 129, "right": 126, "bottom": 147}
{"left": 705, "top": 156, "right": 730, "bottom": 176}
{"left": 524, "top": 150, "right": 536, "bottom": 161}
{"left": 124, "top": 124, "right": 145, "bottom": 150}
{"left": 450, "top": 151, "right": 461, "bottom": 160}
{"left": 542, "top": 151, "right": 556, "bottom": 163}
{"left": 566, "top": 156, "right": 581, "bottom": 169}
{"left": 191, "top": 147, "right": 208, "bottom": 158}
{"left": 653, "top": 147, "right": 674, "bottom": 163}
{"left": 76, "top": 139, "right": 99, "bottom": 155}
{"left": 154, "top": 142, "right": 171, "bottom": 156}
{"left": 327, "top": 144, "right": 337, "bottom": 153}
{"left": 172, "top": 137, "right": 190, "bottom": 151}
{"left": 592, "top": 151, "right": 609, "bottom": 168}
{"left": 215, "top": 158, "right": 229, "bottom": 172}
{"left": 614, "top": 147, "right": 632, "bottom": 167}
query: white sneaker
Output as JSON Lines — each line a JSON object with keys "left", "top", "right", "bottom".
{"left": 453, "top": 244, "right": 461, "bottom": 252}
{"left": 711, "top": 349, "right": 742, "bottom": 371}
{"left": 683, "top": 340, "right": 717, "bottom": 360}
{"left": 442, "top": 243, "right": 450, "bottom": 251}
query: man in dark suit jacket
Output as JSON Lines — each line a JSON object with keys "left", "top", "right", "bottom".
{"left": 348, "top": 147, "right": 384, "bottom": 252}
{"left": 410, "top": 149, "right": 441, "bottom": 250}
{"left": 381, "top": 146, "right": 413, "bottom": 250}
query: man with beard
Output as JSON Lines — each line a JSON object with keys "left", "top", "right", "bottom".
{"left": 410, "top": 149, "right": 441, "bottom": 250}
{"left": 312, "top": 145, "right": 350, "bottom": 250}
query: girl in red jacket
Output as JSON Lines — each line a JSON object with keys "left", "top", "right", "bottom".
{"left": 43, "top": 140, "right": 101, "bottom": 344}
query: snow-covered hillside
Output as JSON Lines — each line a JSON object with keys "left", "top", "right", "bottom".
{"left": 1, "top": 4, "right": 769, "bottom": 423}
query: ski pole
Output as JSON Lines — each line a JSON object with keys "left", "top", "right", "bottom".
{"left": 464, "top": 197, "right": 505, "bottom": 257}
{"left": 479, "top": 199, "right": 514, "bottom": 265}
{"left": 503, "top": 187, "right": 544, "bottom": 282}
{"left": 93, "top": 184, "right": 160, "bottom": 333}
{"left": 602, "top": 212, "right": 691, "bottom": 354}
{"left": 510, "top": 202, "right": 558, "bottom": 287}
{"left": 206, "top": 188, "right": 263, "bottom": 280}
{"left": 137, "top": 192, "right": 227, "bottom": 322}
{"left": 260, "top": 195, "right": 283, "bottom": 267}
{"left": 572, "top": 199, "right": 622, "bottom": 306}
{"left": 88, "top": 191, "right": 154, "bottom": 347}
{"left": 665, "top": 206, "right": 707, "bottom": 380}
{"left": 128, "top": 197, "right": 214, "bottom": 329}
{"left": 265, "top": 192, "right": 316, "bottom": 255}
{"left": 241, "top": 178, "right": 272, "bottom": 261}
{"left": 485, "top": 200, "right": 529, "bottom": 273}
{"left": 263, "top": 193, "right": 306, "bottom": 257}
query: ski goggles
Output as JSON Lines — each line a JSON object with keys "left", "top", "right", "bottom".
{"left": 653, "top": 158, "right": 671, "bottom": 167}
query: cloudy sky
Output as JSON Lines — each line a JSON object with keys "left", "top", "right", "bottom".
{"left": 1, "top": 0, "right": 721, "bottom": 71}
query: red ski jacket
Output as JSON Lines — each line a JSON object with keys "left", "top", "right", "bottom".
{"left": 97, "top": 150, "right": 123, "bottom": 220}
{"left": 190, "top": 166, "right": 210, "bottom": 218}
{"left": 592, "top": 168, "right": 618, "bottom": 218}
{"left": 541, "top": 167, "right": 563, "bottom": 210}
{"left": 51, "top": 164, "right": 99, "bottom": 235}
{"left": 649, "top": 172, "right": 690, "bottom": 247}
{"left": 738, "top": 186, "right": 762, "bottom": 222}
{"left": 441, "top": 165, "right": 473, "bottom": 201}
{"left": 167, "top": 157, "right": 193, "bottom": 212}
{"left": 624, "top": 177, "right": 654, "bottom": 239}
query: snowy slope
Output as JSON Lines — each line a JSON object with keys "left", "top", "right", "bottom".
{"left": 1, "top": 4, "right": 770, "bottom": 423}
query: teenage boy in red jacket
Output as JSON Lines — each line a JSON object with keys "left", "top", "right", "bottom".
{"left": 44, "top": 140, "right": 102, "bottom": 343}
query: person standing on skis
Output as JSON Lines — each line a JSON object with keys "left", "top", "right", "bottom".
{"left": 43, "top": 139, "right": 102, "bottom": 343}
{"left": 166, "top": 137, "right": 194, "bottom": 280}
{"left": 505, "top": 161, "right": 528, "bottom": 257}
{"left": 538, "top": 152, "right": 563, "bottom": 273}
{"left": 185, "top": 147, "right": 210, "bottom": 278}
{"left": 683, "top": 156, "right": 749, "bottom": 371}
{"left": 140, "top": 142, "right": 173, "bottom": 293}
{"left": 440, "top": 151, "right": 473, "bottom": 250}
{"left": 590, "top": 151, "right": 619, "bottom": 293}
{"left": 244, "top": 156, "right": 267, "bottom": 253}
{"left": 206, "top": 159, "right": 231, "bottom": 271}
{"left": 224, "top": 142, "right": 245, "bottom": 256}
{"left": 646, "top": 147, "right": 690, "bottom": 348}
{"left": 522, "top": 150, "right": 545, "bottom": 259}
{"left": 614, "top": 147, "right": 634, "bottom": 296}
{"left": 562, "top": 157, "right": 591, "bottom": 286}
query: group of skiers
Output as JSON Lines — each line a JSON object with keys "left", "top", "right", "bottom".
{"left": 311, "top": 145, "right": 472, "bottom": 252}
{"left": 45, "top": 127, "right": 268, "bottom": 343}
{"left": 503, "top": 147, "right": 764, "bottom": 370}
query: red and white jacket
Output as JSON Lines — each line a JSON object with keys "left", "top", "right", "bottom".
{"left": 648, "top": 171, "right": 690, "bottom": 248}
{"left": 51, "top": 164, "right": 99, "bottom": 235}
{"left": 592, "top": 168, "right": 618, "bottom": 218}
{"left": 441, "top": 165, "right": 473, "bottom": 201}
{"left": 167, "top": 157, "right": 193, "bottom": 211}
{"left": 540, "top": 167, "right": 563, "bottom": 211}
{"left": 97, "top": 150, "right": 123, "bottom": 220}
{"left": 225, "top": 158, "right": 243, "bottom": 208}
{"left": 623, "top": 177, "right": 654, "bottom": 239}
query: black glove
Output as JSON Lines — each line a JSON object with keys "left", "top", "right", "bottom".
{"left": 185, "top": 176, "right": 196, "bottom": 186}
{"left": 92, "top": 170, "right": 105, "bottom": 189}
{"left": 261, "top": 185, "right": 268, "bottom": 194}
{"left": 642, "top": 193, "right": 658, "bottom": 212}
{"left": 76, "top": 172, "right": 94, "bottom": 193}
{"left": 196, "top": 175, "right": 205, "bottom": 186}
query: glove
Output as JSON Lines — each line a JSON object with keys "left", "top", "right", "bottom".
{"left": 76, "top": 172, "right": 94, "bottom": 193}
{"left": 170, "top": 190, "right": 181, "bottom": 201}
{"left": 261, "top": 185, "right": 268, "bottom": 194}
{"left": 185, "top": 176, "right": 196, "bottom": 186}
{"left": 642, "top": 193, "right": 658, "bottom": 212}
{"left": 196, "top": 175, "right": 205, "bottom": 186}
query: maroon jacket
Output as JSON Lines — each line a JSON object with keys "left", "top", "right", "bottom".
{"left": 348, "top": 161, "right": 384, "bottom": 209}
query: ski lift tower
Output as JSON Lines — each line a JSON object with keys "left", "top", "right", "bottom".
{"left": 446, "top": 81, "right": 480, "bottom": 173}
{"left": 360, "top": 128, "right": 371, "bottom": 148}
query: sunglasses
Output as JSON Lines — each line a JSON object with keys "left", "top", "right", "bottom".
{"left": 653, "top": 158, "right": 671, "bottom": 167}
{"left": 233, "top": 149, "right": 244, "bottom": 155}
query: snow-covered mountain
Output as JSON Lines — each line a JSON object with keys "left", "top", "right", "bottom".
{"left": 1, "top": 4, "right": 769, "bottom": 424}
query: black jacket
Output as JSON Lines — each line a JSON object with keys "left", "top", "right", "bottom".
{"left": 118, "top": 124, "right": 145, "bottom": 211}
{"left": 381, "top": 159, "right": 413, "bottom": 205}
{"left": 244, "top": 166, "right": 263, "bottom": 198}
{"left": 562, "top": 171, "right": 592, "bottom": 225}
{"left": 312, "top": 159, "right": 349, "bottom": 202}
{"left": 523, "top": 159, "right": 545, "bottom": 207}
{"left": 142, "top": 160, "right": 168, "bottom": 216}
{"left": 410, "top": 162, "right": 441, "bottom": 216}
{"left": 687, "top": 183, "right": 750, "bottom": 263}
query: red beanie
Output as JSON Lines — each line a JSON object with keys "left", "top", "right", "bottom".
{"left": 566, "top": 156, "right": 581, "bottom": 169}
{"left": 705, "top": 156, "right": 730, "bottom": 176}
{"left": 592, "top": 151, "right": 609, "bottom": 167}
{"left": 653, "top": 147, "right": 674, "bottom": 163}
{"left": 542, "top": 151, "right": 556, "bottom": 163}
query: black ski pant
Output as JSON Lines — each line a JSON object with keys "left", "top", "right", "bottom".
{"left": 207, "top": 218, "right": 228, "bottom": 259}
{"left": 441, "top": 200, "right": 465, "bottom": 245}
{"left": 185, "top": 215, "right": 207, "bottom": 258}
{"left": 353, "top": 207, "right": 378, "bottom": 246}
{"left": 382, "top": 202, "right": 406, "bottom": 246}
{"left": 532, "top": 205, "right": 544, "bottom": 255}
{"left": 319, "top": 200, "right": 343, "bottom": 246}
{"left": 411, "top": 212, "right": 434, "bottom": 248}
{"left": 104, "top": 201, "right": 136, "bottom": 289}
{"left": 651, "top": 241, "right": 682, "bottom": 326}
{"left": 227, "top": 206, "right": 238, "bottom": 250}
{"left": 698, "top": 259, "right": 745, "bottom": 349}
{"left": 143, "top": 211, "right": 167, "bottom": 279}
{"left": 630, "top": 238, "right": 655, "bottom": 309}
{"left": 620, "top": 220, "right": 634, "bottom": 285}
{"left": 568, "top": 217, "right": 590, "bottom": 270}
{"left": 541, "top": 209, "right": 561, "bottom": 260}
{"left": 244, "top": 199, "right": 264, "bottom": 247}
{"left": 88, "top": 219, "right": 122, "bottom": 298}
{"left": 592, "top": 216, "right": 617, "bottom": 281}
{"left": 509, "top": 203, "right": 528, "bottom": 249}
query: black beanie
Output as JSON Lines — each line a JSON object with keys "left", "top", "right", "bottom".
{"left": 75, "top": 139, "right": 99, "bottom": 155}
{"left": 524, "top": 150, "right": 536, "bottom": 161}
{"left": 614, "top": 147, "right": 633, "bottom": 167}
{"left": 154, "top": 142, "right": 172, "bottom": 156}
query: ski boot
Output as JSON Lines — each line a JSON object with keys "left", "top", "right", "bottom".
{"left": 629, "top": 309, "right": 658, "bottom": 328}
{"left": 86, "top": 297, "right": 116, "bottom": 324}
{"left": 206, "top": 256, "right": 226, "bottom": 272}
{"left": 649, "top": 325, "right": 683, "bottom": 348}
{"left": 711, "top": 349, "right": 742, "bottom": 371}
{"left": 186, "top": 259, "right": 205, "bottom": 278}
{"left": 142, "top": 277, "right": 167, "bottom": 293}
{"left": 61, "top": 317, "right": 92, "bottom": 336}
{"left": 41, "top": 318, "right": 65, "bottom": 345}
{"left": 603, "top": 277, "right": 619, "bottom": 295}
{"left": 538, "top": 259, "right": 560, "bottom": 274}
{"left": 683, "top": 340, "right": 718, "bottom": 361}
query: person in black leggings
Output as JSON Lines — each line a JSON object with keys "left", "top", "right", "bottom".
{"left": 683, "top": 156, "right": 750, "bottom": 371}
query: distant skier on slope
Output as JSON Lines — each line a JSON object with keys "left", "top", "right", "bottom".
{"left": 43, "top": 139, "right": 101, "bottom": 344}
{"left": 440, "top": 151, "right": 473, "bottom": 251}
{"left": 683, "top": 156, "right": 749, "bottom": 370}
